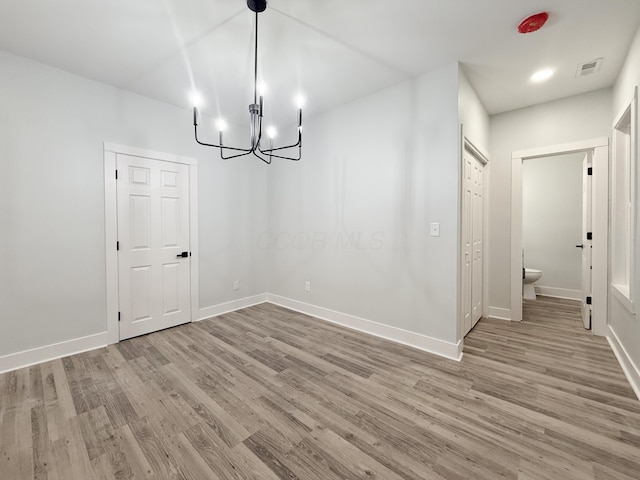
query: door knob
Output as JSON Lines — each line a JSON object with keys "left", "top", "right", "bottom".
{"left": 176, "top": 251, "right": 189, "bottom": 258}
{"left": 575, "top": 244, "right": 584, "bottom": 249}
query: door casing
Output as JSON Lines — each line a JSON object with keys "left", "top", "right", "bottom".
{"left": 511, "top": 138, "right": 609, "bottom": 335}
{"left": 104, "top": 143, "right": 199, "bottom": 345}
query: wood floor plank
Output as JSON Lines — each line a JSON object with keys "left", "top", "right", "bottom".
{"left": 1, "top": 296, "right": 639, "bottom": 479}
{"left": 0, "top": 407, "right": 33, "bottom": 479}
{"left": 30, "top": 403, "right": 49, "bottom": 479}
{"left": 182, "top": 422, "right": 280, "bottom": 480}
{"left": 65, "top": 415, "right": 99, "bottom": 480}
{"left": 127, "top": 416, "right": 179, "bottom": 479}
{"left": 46, "top": 438, "right": 74, "bottom": 480}
{"left": 243, "top": 428, "right": 301, "bottom": 479}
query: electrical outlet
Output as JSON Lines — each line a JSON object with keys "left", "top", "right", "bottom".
{"left": 430, "top": 222, "right": 440, "bottom": 237}
{"left": 233, "top": 280, "right": 240, "bottom": 291}
{"left": 305, "top": 281, "right": 311, "bottom": 292}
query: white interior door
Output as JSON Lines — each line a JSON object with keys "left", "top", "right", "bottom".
{"left": 462, "top": 148, "right": 486, "bottom": 336}
{"left": 472, "top": 156, "right": 484, "bottom": 327}
{"left": 581, "top": 152, "right": 593, "bottom": 329}
{"left": 117, "top": 154, "right": 191, "bottom": 340}
{"left": 462, "top": 153, "right": 473, "bottom": 335}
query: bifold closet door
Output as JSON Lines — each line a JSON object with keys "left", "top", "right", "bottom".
{"left": 462, "top": 150, "right": 485, "bottom": 336}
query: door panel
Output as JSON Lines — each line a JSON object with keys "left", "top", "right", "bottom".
{"left": 130, "top": 195, "right": 151, "bottom": 249}
{"left": 162, "top": 197, "right": 179, "bottom": 247}
{"left": 162, "top": 263, "right": 181, "bottom": 315}
{"left": 131, "top": 266, "right": 152, "bottom": 322}
{"left": 117, "top": 154, "right": 191, "bottom": 340}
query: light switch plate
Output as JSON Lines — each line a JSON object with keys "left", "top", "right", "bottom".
{"left": 430, "top": 222, "right": 440, "bottom": 237}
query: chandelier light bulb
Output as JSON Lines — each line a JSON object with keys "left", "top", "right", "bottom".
{"left": 295, "top": 94, "right": 306, "bottom": 109}
{"left": 266, "top": 126, "right": 278, "bottom": 139}
{"left": 191, "top": 91, "right": 203, "bottom": 107}
{"left": 258, "top": 81, "right": 268, "bottom": 96}
{"left": 215, "top": 118, "right": 228, "bottom": 132}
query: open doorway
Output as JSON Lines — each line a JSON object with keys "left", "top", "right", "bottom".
{"left": 522, "top": 153, "right": 584, "bottom": 301}
{"left": 510, "top": 138, "right": 609, "bottom": 336}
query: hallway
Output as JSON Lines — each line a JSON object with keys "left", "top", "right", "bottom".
{"left": 464, "top": 295, "right": 640, "bottom": 478}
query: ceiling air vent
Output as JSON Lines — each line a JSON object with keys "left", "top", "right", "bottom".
{"left": 576, "top": 58, "right": 603, "bottom": 78}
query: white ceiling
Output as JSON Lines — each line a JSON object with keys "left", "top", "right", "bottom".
{"left": 1, "top": 0, "right": 639, "bottom": 126}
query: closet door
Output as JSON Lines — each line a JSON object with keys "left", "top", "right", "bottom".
{"left": 462, "top": 148, "right": 486, "bottom": 336}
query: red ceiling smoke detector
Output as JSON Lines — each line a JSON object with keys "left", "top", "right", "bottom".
{"left": 518, "top": 12, "right": 549, "bottom": 34}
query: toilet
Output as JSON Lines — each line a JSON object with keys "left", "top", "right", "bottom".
{"left": 523, "top": 268, "right": 542, "bottom": 300}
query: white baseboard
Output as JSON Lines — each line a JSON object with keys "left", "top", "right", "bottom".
{"left": 266, "top": 294, "right": 462, "bottom": 361}
{"left": 1, "top": 292, "right": 462, "bottom": 373}
{"left": 198, "top": 293, "right": 268, "bottom": 321}
{"left": 534, "top": 286, "right": 581, "bottom": 300}
{"left": 487, "top": 306, "right": 512, "bottom": 321}
{"left": 607, "top": 325, "right": 640, "bottom": 401}
{"left": 0, "top": 332, "right": 109, "bottom": 374}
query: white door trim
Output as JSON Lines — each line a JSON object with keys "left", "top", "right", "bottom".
{"left": 510, "top": 137, "right": 609, "bottom": 335}
{"left": 104, "top": 143, "right": 199, "bottom": 345}
{"left": 464, "top": 137, "right": 490, "bottom": 166}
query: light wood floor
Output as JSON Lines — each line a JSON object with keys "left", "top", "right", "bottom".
{"left": 1, "top": 297, "right": 639, "bottom": 479}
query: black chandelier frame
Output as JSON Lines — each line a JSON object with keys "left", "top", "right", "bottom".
{"left": 193, "top": 0, "right": 303, "bottom": 164}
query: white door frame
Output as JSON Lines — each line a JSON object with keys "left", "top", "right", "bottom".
{"left": 104, "top": 143, "right": 199, "bottom": 345}
{"left": 511, "top": 137, "right": 609, "bottom": 335}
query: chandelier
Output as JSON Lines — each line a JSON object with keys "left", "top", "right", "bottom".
{"left": 192, "top": 0, "right": 303, "bottom": 164}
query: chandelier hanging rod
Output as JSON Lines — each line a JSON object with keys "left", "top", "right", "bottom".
{"left": 192, "top": 0, "right": 303, "bottom": 164}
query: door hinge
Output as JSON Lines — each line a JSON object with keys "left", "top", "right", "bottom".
{"left": 118, "top": 312, "right": 121, "bottom": 322}
{"left": 587, "top": 232, "right": 592, "bottom": 240}
{"left": 116, "top": 241, "right": 120, "bottom": 251}
{"left": 115, "top": 169, "right": 118, "bottom": 180}
{"left": 587, "top": 167, "right": 592, "bottom": 176}
{"left": 586, "top": 296, "right": 592, "bottom": 305}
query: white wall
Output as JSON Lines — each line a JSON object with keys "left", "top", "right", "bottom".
{"left": 0, "top": 50, "right": 488, "bottom": 365}
{"left": 459, "top": 67, "right": 490, "bottom": 154}
{"left": 610, "top": 25, "right": 640, "bottom": 392}
{"left": 458, "top": 66, "right": 490, "bottom": 331}
{"left": 266, "top": 63, "right": 462, "bottom": 347}
{"left": 488, "top": 88, "right": 612, "bottom": 312}
{"left": 522, "top": 153, "right": 583, "bottom": 293}
{"left": 0, "top": 50, "right": 268, "bottom": 360}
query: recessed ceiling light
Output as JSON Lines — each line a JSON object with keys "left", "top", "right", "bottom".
{"left": 530, "top": 69, "right": 554, "bottom": 83}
